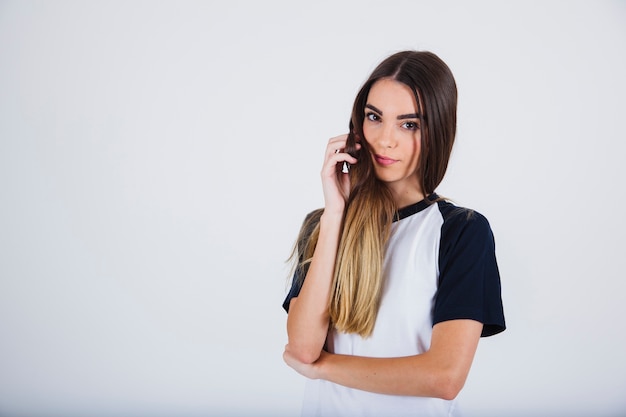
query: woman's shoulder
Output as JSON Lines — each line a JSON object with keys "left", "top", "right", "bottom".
{"left": 303, "top": 208, "right": 324, "bottom": 225}
{"left": 436, "top": 198, "right": 489, "bottom": 225}
{"left": 435, "top": 198, "right": 494, "bottom": 242}
{"left": 293, "top": 208, "right": 324, "bottom": 257}
{"left": 299, "top": 208, "right": 324, "bottom": 236}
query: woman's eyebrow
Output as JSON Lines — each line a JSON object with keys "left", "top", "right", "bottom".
{"left": 366, "top": 104, "right": 419, "bottom": 120}
{"left": 365, "top": 104, "right": 383, "bottom": 114}
{"left": 397, "top": 113, "right": 420, "bottom": 120}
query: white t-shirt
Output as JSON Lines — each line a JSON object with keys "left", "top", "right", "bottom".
{"left": 283, "top": 195, "right": 505, "bottom": 417}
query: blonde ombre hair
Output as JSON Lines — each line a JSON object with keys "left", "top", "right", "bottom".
{"left": 292, "top": 51, "right": 458, "bottom": 337}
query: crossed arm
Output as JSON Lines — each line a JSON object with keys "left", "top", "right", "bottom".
{"left": 284, "top": 318, "right": 482, "bottom": 400}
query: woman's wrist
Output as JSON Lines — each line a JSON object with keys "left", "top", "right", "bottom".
{"left": 320, "top": 208, "right": 344, "bottom": 225}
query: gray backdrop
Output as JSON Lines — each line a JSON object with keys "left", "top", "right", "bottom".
{"left": 1, "top": 1, "right": 625, "bottom": 416}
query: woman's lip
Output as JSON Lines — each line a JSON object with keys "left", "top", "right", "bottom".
{"left": 374, "top": 154, "right": 398, "bottom": 166}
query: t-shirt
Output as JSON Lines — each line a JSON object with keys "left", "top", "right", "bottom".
{"left": 283, "top": 194, "right": 506, "bottom": 417}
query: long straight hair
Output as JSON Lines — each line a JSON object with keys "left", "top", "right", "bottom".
{"left": 294, "top": 51, "right": 458, "bottom": 337}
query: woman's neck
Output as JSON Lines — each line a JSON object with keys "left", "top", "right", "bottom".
{"left": 389, "top": 186, "right": 425, "bottom": 209}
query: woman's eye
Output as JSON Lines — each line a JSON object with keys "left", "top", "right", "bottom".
{"left": 403, "top": 121, "right": 419, "bottom": 130}
{"left": 366, "top": 112, "right": 380, "bottom": 122}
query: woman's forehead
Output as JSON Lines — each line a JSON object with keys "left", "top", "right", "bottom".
{"left": 366, "top": 79, "right": 420, "bottom": 114}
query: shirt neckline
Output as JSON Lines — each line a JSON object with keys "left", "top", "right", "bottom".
{"left": 395, "top": 193, "right": 439, "bottom": 222}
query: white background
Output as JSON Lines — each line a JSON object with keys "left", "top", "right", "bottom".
{"left": 1, "top": 1, "right": 625, "bottom": 416}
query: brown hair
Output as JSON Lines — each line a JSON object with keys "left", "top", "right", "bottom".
{"left": 294, "top": 51, "right": 458, "bottom": 337}
{"left": 347, "top": 50, "right": 457, "bottom": 197}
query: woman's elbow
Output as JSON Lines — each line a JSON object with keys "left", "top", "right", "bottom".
{"left": 431, "top": 372, "right": 466, "bottom": 401}
{"left": 293, "top": 350, "right": 320, "bottom": 365}
{"left": 284, "top": 344, "right": 321, "bottom": 365}
{"left": 437, "top": 382, "right": 463, "bottom": 401}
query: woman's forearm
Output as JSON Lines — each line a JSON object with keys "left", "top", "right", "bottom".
{"left": 286, "top": 212, "right": 344, "bottom": 363}
{"left": 319, "top": 352, "right": 457, "bottom": 399}
{"left": 287, "top": 320, "right": 483, "bottom": 399}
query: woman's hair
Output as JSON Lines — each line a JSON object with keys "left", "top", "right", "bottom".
{"left": 293, "top": 50, "right": 458, "bottom": 337}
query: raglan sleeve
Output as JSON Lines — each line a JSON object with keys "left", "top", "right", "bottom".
{"left": 282, "top": 209, "right": 323, "bottom": 313}
{"left": 282, "top": 268, "right": 305, "bottom": 313}
{"left": 434, "top": 209, "right": 506, "bottom": 337}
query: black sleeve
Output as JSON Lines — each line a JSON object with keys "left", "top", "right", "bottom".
{"left": 282, "top": 209, "right": 323, "bottom": 313}
{"left": 282, "top": 269, "right": 304, "bottom": 313}
{"left": 434, "top": 207, "right": 506, "bottom": 337}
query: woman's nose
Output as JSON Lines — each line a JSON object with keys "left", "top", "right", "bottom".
{"left": 377, "top": 124, "right": 396, "bottom": 148}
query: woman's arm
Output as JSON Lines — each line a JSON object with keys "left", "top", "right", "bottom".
{"left": 285, "top": 135, "right": 359, "bottom": 364}
{"left": 284, "top": 319, "right": 483, "bottom": 400}
{"left": 285, "top": 211, "right": 343, "bottom": 364}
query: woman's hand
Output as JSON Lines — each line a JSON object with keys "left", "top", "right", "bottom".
{"left": 321, "top": 135, "right": 359, "bottom": 216}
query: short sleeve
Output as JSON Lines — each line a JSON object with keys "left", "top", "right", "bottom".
{"left": 282, "top": 209, "right": 323, "bottom": 313}
{"left": 434, "top": 207, "right": 506, "bottom": 337}
{"left": 282, "top": 269, "right": 304, "bottom": 313}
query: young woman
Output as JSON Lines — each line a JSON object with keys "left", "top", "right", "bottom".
{"left": 282, "top": 50, "right": 505, "bottom": 417}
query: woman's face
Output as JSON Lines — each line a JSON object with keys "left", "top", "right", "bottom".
{"left": 362, "top": 78, "right": 424, "bottom": 204}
